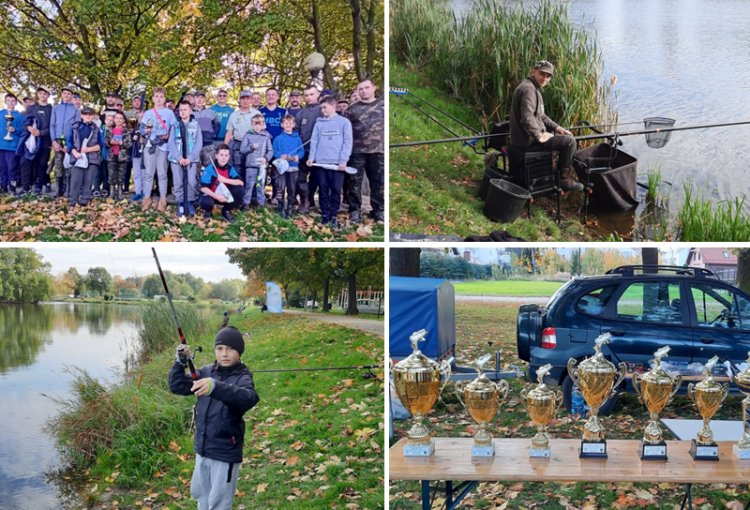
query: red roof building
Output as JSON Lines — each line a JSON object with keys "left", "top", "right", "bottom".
{"left": 685, "top": 248, "right": 737, "bottom": 282}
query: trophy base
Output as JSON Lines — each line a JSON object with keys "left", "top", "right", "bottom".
{"left": 528, "top": 446, "right": 551, "bottom": 458}
{"left": 471, "top": 444, "right": 495, "bottom": 457}
{"left": 579, "top": 440, "right": 607, "bottom": 458}
{"left": 640, "top": 441, "right": 668, "bottom": 461}
{"left": 404, "top": 439, "right": 435, "bottom": 457}
{"left": 690, "top": 439, "right": 719, "bottom": 461}
{"left": 733, "top": 444, "right": 750, "bottom": 459}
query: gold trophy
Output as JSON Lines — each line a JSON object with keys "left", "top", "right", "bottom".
{"left": 4, "top": 111, "right": 15, "bottom": 141}
{"left": 732, "top": 351, "right": 750, "bottom": 459}
{"left": 567, "top": 333, "right": 626, "bottom": 458}
{"left": 391, "top": 329, "right": 452, "bottom": 456}
{"left": 687, "top": 355, "right": 729, "bottom": 460}
{"left": 632, "top": 346, "right": 682, "bottom": 460}
{"left": 521, "top": 363, "right": 563, "bottom": 457}
{"left": 454, "top": 354, "right": 509, "bottom": 457}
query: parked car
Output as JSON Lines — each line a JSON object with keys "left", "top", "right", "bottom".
{"left": 356, "top": 298, "right": 384, "bottom": 314}
{"left": 517, "top": 265, "right": 750, "bottom": 414}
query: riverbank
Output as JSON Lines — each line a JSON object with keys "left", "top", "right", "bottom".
{"left": 52, "top": 308, "right": 384, "bottom": 509}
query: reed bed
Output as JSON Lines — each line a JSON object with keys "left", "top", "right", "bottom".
{"left": 391, "top": 0, "right": 617, "bottom": 130}
{"left": 678, "top": 182, "right": 750, "bottom": 241}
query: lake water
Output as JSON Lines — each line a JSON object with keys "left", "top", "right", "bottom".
{"left": 453, "top": 0, "right": 750, "bottom": 213}
{"left": 0, "top": 303, "right": 141, "bottom": 510}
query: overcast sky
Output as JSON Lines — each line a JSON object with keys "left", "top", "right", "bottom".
{"left": 4, "top": 243, "right": 246, "bottom": 282}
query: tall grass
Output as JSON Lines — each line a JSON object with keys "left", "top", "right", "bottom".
{"left": 391, "top": 0, "right": 617, "bottom": 129}
{"left": 646, "top": 169, "right": 663, "bottom": 203}
{"left": 678, "top": 182, "right": 750, "bottom": 241}
{"left": 136, "top": 300, "right": 214, "bottom": 363}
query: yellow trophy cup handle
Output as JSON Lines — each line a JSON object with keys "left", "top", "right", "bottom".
{"left": 669, "top": 374, "right": 683, "bottom": 400}
{"left": 454, "top": 380, "right": 467, "bottom": 409}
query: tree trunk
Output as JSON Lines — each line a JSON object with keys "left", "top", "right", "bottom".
{"left": 346, "top": 273, "right": 358, "bottom": 315}
{"left": 736, "top": 249, "right": 750, "bottom": 293}
{"left": 350, "top": 0, "right": 363, "bottom": 82}
{"left": 364, "top": 0, "right": 377, "bottom": 80}
{"left": 310, "top": 0, "right": 338, "bottom": 93}
{"left": 390, "top": 248, "right": 421, "bottom": 276}
{"left": 322, "top": 277, "right": 330, "bottom": 313}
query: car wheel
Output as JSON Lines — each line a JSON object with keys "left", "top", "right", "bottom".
{"left": 561, "top": 373, "right": 620, "bottom": 416}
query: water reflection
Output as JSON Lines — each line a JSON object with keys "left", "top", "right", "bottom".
{"left": 0, "top": 303, "right": 140, "bottom": 510}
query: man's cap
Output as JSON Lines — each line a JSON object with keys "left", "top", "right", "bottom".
{"left": 194, "top": 90, "right": 206, "bottom": 97}
{"left": 105, "top": 91, "right": 117, "bottom": 97}
{"left": 215, "top": 326, "right": 245, "bottom": 356}
{"left": 36, "top": 85, "right": 50, "bottom": 94}
{"left": 321, "top": 89, "right": 334, "bottom": 97}
{"left": 239, "top": 89, "right": 252, "bottom": 98}
{"left": 61, "top": 84, "right": 75, "bottom": 93}
{"left": 81, "top": 106, "right": 96, "bottom": 115}
{"left": 290, "top": 89, "right": 302, "bottom": 96}
{"left": 185, "top": 90, "right": 196, "bottom": 96}
{"left": 534, "top": 60, "right": 555, "bottom": 76}
{"left": 72, "top": 92, "right": 81, "bottom": 99}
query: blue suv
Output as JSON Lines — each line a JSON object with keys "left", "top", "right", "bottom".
{"left": 516, "top": 265, "right": 750, "bottom": 413}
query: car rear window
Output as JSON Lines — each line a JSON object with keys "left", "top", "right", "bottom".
{"left": 616, "top": 281, "right": 683, "bottom": 324}
{"left": 575, "top": 285, "right": 618, "bottom": 317}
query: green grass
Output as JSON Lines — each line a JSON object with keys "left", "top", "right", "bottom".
{"left": 452, "top": 280, "right": 564, "bottom": 296}
{"left": 51, "top": 306, "right": 384, "bottom": 508}
{"left": 390, "top": 301, "right": 749, "bottom": 509}
{"left": 677, "top": 181, "right": 750, "bottom": 241}
{"left": 390, "top": 62, "right": 591, "bottom": 240}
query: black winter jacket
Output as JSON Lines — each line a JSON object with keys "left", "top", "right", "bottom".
{"left": 168, "top": 361, "right": 260, "bottom": 463}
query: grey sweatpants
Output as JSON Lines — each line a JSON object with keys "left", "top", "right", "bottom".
{"left": 68, "top": 164, "right": 97, "bottom": 206}
{"left": 143, "top": 148, "right": 169, "bottom": 198}
{"left": 190, "top": 454, "right": 240, "bottom": 510}
{"left": 170, "top": 162, "right": 199, "bottom": 204}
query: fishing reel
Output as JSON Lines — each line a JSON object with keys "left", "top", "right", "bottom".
{"left": 177, "top": 344, "right": 202, "bottom": 367}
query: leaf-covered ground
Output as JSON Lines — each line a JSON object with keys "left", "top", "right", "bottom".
{"left": 0, "top": 194, "right": 384, "bottom": 242}
{"left": 390, "top": 300, "right": 750, "bottom": 510}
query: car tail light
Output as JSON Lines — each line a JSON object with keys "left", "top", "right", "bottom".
{"left": 541, "top": 327, "right": 557, "bottom": 349}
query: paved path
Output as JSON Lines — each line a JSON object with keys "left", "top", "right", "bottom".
{"left": 455, "top": 295, "right": 549, "bottom": 304}
{"left": 284, "top": 309, "right": 384, "bottom": 337}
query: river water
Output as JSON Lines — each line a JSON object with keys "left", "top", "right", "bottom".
{"left": 0, "top": 303, "right": 140, "bottom": 510}
{"left": 453, "top": 0, "right": 750, "bottom": 224}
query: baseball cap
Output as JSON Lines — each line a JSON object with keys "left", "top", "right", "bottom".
{"left": 81, "top": 106, "right": 96, "bottom": 115}
{"left": 290, "top": 90, "right": 302, "bottom": 96}
{"left": 534, "top": 60, "right": 555, "bottom": 76}
{"left": 239, "top": 89, "right": 252, "bottom": 98}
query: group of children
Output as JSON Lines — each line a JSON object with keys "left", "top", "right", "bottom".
{"left": 1, "top": 84, "right": 357, "bottom": 226}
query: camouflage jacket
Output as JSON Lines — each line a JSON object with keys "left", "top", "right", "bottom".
{"left": 345, "top": 98, "right": 384, "bottom": 154}
{"left": 104, "top": 127, "right": 134, "bottom": 163}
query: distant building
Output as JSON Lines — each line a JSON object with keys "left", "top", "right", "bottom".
{"left": 685, "top": 248, "right": 737, "bottom": 283}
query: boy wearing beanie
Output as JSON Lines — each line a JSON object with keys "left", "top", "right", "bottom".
{"left": 168, "top": 326, "right": 260, "bottom": 510}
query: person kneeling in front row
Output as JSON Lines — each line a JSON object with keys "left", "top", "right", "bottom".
{"left": 198, "top": 143, "right": 244, "bottom": 223}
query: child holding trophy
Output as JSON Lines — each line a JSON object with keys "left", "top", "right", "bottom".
{"left": 168, "top": 326, "right": 259, "bottom": 510}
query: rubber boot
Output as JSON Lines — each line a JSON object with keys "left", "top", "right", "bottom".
{"left": 559, "top": 167, "right": 584, "bottom": 192}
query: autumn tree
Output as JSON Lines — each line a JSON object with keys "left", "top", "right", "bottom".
{"left": 0, "top": 248, "right": 52, "bottom": 303}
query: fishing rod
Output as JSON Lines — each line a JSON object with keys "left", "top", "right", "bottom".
{"left": 152, "top": 248, "right": 201, "bottom": 380}
{"left": 393, "top": 92, "right": 465, "bottom": 142}
{"left": 573, "top": 120, "right": 750, "bottom": 142}
{"left": 251, "top": 364, "right": 379, "bottom": 374}
{"left": 390, "top": 87, "right": 484, "bottom": 136}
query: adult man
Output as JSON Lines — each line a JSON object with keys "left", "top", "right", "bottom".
{"left": 125, "top": 95, "right": 143, "bottom": 126}
{"left": 345, "top": 79, "right": 384, "bottom": 223}
{"left": 294, "top": 85, "right": 323, "bottom": 213}
{"left": 0, "top": 94, "right": 25, "bottom": 194}
{"left": 260, "top": 88, "right": 286, "bottom": 139}
{"left": 250, "top": 92, "right": 263, "bottom": 110}
{"left": 100, "top": 91, "right": 118, "bottom": 124}
{"left": 224, "top": 90, "right": 260, "bottom": 177}
{"left": 50, "top": 85, "right": 81, "bottom": 197}
{"left": 72, "top": 93, "right": 82, "bottom": 111}
{"left": 509, "top": 60, "right": 581, "bottom": 192}
{"left": 286, "top": 90, "right": 303, "bottom": 118}
{"left": 210, "top": 90, "right": 234, "bottom": 142}
{"left": 19, "top": 86, "right": 52, "bottom": 194}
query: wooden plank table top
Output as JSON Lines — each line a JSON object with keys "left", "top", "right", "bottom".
{"left": 390, "top": 438, "right": 750, "bottom": 484}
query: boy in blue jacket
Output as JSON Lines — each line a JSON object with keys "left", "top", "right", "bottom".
{"left": 307, "top": 95, "right": 353, "bottom": 228}
{"left": 272, "top": 115, "right": 305, "bottom": 218}
{"left": 0, "top": 93, "right": 25, "bottom": 194}
{"left": 169, "top": 326, "right": 259, "bottom": 510}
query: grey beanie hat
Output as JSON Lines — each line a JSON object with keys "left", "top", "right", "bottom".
{"left": 215, "top": 326, "right": 244, "bottom": 355}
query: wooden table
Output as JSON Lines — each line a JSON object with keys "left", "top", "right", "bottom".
{"left": 390, "top": 438, "right": 750, "bottom": 509}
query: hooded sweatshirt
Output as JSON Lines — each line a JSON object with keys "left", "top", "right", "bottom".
{"left": 167, "top": 115, "right": 203, "bottom": 164}
{"left": 308, "top": 113, "right": 353, "bottom": 166}
{"left": 50, "top": 102, "right": 81, "bottom": 142}
{"left": 193, "top": 107, "right": 219, "bottom": 147}
{"left": 239, "top": 129, "right": 273, "bottom": 169}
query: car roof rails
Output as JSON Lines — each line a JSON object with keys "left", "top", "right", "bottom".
{"left": 605, "top": 265, "right": 718, "bottom": 278}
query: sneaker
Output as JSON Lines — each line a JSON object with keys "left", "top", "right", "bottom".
{"left": 157, "top": 197, "right": 167, "bottom": 212}
{"left": 131, "top": 193, "right": 143, "bottom": 202}
{"left": 222, "top": 210, "right": 235, "bottom": 223}
{"left": 177, "top": 206, "right": 185, "bottom": 217}
{"left": 349, "top": 211, "right": 361, "bottom": 223}
{"left": 92, "top": 191, "right": 100, "bottom": 198}
{"left": 141, "top": 196, "right": 152, "bottom": 211}
{"left": 102, "top": 189, "right": 109, "bottom": 198}
{"left": 188, "top": 203, "right": 196, "bottom": 217}
{"left": 203, "top": 210, "right": 212, "bottom": 220}
{"left": 44, "top": 184, "right": 52, "bottom": 194}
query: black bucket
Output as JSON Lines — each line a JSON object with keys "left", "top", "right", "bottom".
{"left": 478, "top": 165, "right": 507, "bottom": 200}
{"left": 484, "top": 178, "right": 530, "bottom": 223}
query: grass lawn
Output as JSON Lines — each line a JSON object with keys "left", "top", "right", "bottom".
{"left": 452, "top": 280, "right": 565, "bottom": 297}
{"left": 0, "top": 194, "right": 383, "bottom": 242}
{"left": 389, "top": 61, "right": 592, "bottom": 241}
{"left": 390, "top": 301, "right": 749, "bottom": 509}
{"left": 70, "top": 308, "right": 384, "bottom": 509}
